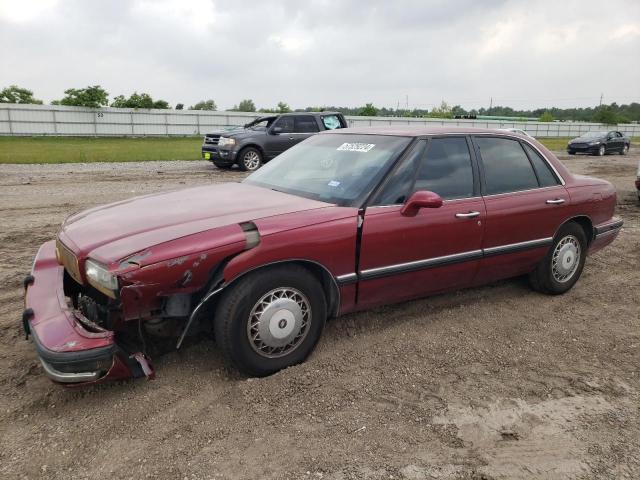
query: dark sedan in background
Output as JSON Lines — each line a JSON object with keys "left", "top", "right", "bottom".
{"left": 567, "top": 130, "right": 630, "bottom": 156}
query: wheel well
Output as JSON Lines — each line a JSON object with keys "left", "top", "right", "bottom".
{"left": 238, "top": 144, "right": 264, "bottom": 158}
{"left": 223, "top": 260, "right": 340, "bottom": 318}
{"left": 564, "top": 216, "right": 594, "bottom": 244}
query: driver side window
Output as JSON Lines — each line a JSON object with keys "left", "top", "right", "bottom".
{"left": 370, "top": 141, "right": 425, "bottom": 206}
{"left": 273, "top": 116, "right": 295, "bottom": 133}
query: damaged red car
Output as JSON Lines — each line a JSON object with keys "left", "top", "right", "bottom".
{"left": 23, "top": 127, "right": 623, "bottom": 385}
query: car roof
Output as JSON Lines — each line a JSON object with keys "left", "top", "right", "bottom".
{"left": 320, "top": 126, "right": 531, "bottom": 137}
{"left": 278, "top": 111, "right": 341, "bottom": 116}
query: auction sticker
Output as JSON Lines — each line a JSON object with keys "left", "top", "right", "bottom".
{"left": 337, "top": 143, "right": 375, "bottom": 152}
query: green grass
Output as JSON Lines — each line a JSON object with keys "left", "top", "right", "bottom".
{"left": 1, "top": 135, "right": 637, "bottom": 164}
{"left": 0, "top": 137, "right": 203, "bottom": 164}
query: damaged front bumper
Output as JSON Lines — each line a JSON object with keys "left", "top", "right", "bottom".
{"left": 23, "top": 240, "right": 154, "bottom": 386}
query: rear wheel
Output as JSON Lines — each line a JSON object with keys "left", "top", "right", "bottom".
{"left": 237, "top": 147, "right": 263, "bottom": 172}
{"left": 529, "top": 222, "right": 587, "bottom": 295}
{"left": 214, "top": 265, "right": 326, "bottom": 376}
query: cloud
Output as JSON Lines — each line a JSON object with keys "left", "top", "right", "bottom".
{"left": 0, "top": 0, "right": 638, "bottom": 110}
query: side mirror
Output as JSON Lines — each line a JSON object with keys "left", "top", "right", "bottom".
{"left": 271, "top": 126, "right": 283, "bottom": 135}
{"left": 400, "top": 190, "right": 443, "bottom": 217}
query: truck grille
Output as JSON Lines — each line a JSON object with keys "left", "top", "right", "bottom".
{"left": 56, "top": 239, "right": 83, "bottom": 284}
{"left": 204, "top": 135, "right": 220, "bottom": 145}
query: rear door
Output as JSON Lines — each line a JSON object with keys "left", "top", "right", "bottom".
{"left": 290, "top": 115, "right": 319, "bottom": 146}
{"left": 357, "top": 136, "right": 485, "bottom": 309}
{"left": 472, "top": 136, "right": 570, "bottom": 284}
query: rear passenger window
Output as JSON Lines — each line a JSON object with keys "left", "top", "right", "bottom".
{"left": 414, "top": 137, "right": 474, "bottom": 200}
{"left": 294, "top": 116, "right": 319, "bottom": 133}
{"left": 321, "top": 115, "right": 342, "bottom": 130}
{"left": 475, "top": 137, "right": 538, "bottom": 195}
{"left": 522, "top": 143, "right": 559, "bottom": 187}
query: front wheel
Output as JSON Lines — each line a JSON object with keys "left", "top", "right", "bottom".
{"left": 214, "top": 265, "right": 327, "bottom": 376}
{"left": 237, "top": 147, "right": 263, "bottom": 172}
{"left": 620, "top": 144, "right": 629, "bottom": 155}
{"left": 529, "top": 222, "right": 587, "bottom": 295}
{"left": 595, "top": 144, "right": 606, "bottom": 156}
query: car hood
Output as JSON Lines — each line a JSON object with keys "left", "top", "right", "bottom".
{"left": 59, "top": 183, "right": 331, "bottom": 263}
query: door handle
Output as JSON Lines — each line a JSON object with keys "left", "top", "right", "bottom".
{"left": 455, "top": 211, "right": 480, "bottom": 218}
{"left": 545, "top": 198, "right": 565, "bottom": 205}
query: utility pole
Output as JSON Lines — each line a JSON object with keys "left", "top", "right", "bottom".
{"left": 599, "top": 93, "right": 603, "bottom": 107}
{"left": 489, "top": 96, "right": 493, "bottom": 113}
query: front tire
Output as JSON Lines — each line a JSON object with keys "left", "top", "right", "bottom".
{"left": 214, "top": 265, "right": 326, "bottom": 376}
{"left": 529, "top": 222, "right": 587, "bottom": 295}
{"left": 620, "top": 144, "right": 629, "bottom": 155}
{"left": 595, "top": 144, "right": 606, "bottom": 156}
{"left": 237, "top": 147, "right": 263, "bottom": 172}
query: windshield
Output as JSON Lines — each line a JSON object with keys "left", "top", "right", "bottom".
{"left": 245, "top": 117, "right": 276, "bottom": 130}
{"left": 579, "top": 131, "right": 607, "bottom": 139}
{"left": 244, "top": 134, "right": 412, "bottom": 205}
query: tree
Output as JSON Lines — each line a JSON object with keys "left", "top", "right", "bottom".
{"left": 539, "top": 111, "right": 554, "bottom": 122}
{"left": 53, "top": 85, "right": 108, "bottom": 108}
{"left": 593, "top": 106, "right": 619, "bottom": 125}
{"left": 0, "top": 85, "right": 42, "bottom": 104}
{"left": 190, "top": 99, "right": 217, "bottom": 111}
{"left": 277, "top": 101, "right": 291, "bottom": 113}
{"left": 428, "top": 101, "right": 453, "bottom": 118}
{"left": 110, "top": 92, "right": 169, "bottom": 109}
{"left": 235, "top": 99, "right": 256, "bottom": 112}
{"left": 175, "top": 103, "right": 184, "bottom": 110}
{"left": 359, "top": 103, "right": 377, "bottom": 116}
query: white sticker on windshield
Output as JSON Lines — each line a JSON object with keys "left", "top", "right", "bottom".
{"left": 336, "top": 142, "right": 375, "bottom": 153}
{"left": 327, "top": 180, "right": 341, "bottom": 187}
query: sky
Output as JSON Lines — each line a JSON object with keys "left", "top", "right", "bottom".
{"left": 1, "top": 0, "right": 639, "bottom": 111}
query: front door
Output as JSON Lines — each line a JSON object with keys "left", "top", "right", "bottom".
{"left": 357, "top": 137, "right": 485, "bottom": 309}
{"left": 264, "top": 116, "right": 297, "bottom": 159}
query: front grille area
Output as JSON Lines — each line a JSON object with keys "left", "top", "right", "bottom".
{"left": 204, "top": 134, "right": 220, "bottom": 145}
{"left": 56, "top": 239, "right": 83, "bottom": 284}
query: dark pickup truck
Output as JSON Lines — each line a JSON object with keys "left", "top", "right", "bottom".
{"left": 202, "top": 112, "right": 348, "bottom": 170}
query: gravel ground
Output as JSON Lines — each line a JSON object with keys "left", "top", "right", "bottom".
{"left": 0, "top": 152, "right": 638, "bottom": 480}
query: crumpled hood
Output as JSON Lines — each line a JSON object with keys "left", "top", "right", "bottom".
{"left": 59, "top": 183, "right": 331, "bottom": 263}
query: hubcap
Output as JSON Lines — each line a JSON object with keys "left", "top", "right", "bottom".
{"left": 599, "top": 146, "right": 605, "bottom": 156}
{"left": 247, "top": 288, "right": 311, "bottom": 358}
{"left": 243, "top": 151, "right": 261, "bottom": 170}
{"left": 552, "top": 235, "right": 581, "bottom": 283}
{"left": 623, "top": 145, "right": 628, "bottom": 154}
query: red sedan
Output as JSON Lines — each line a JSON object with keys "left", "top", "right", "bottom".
{"left": 23, "top": 127, "right": 622, "bottom": 384}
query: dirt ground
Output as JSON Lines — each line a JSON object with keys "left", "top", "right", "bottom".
{"left": 0, "top": 151, "right": 638, "bottom": 480}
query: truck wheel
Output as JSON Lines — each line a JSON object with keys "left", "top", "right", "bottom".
{"left": 237, "top": 147, "right": 262, "bottom": 172}
{"left": 214, "top": 265, "right": 326, "bottom": 376}
{"left": 529, "top": 222, "right": 587, "bottom": 295}
{"left": 620, "top": 144, "right": 629, "bottom": 155}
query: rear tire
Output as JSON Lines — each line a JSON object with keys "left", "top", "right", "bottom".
{"left": 214, "top": 265, "right": 326, "bottom": 376}
{"left": 529, "top": 222, "right": 587, "bottom": 295}
{"left": 237, "top": 147, "right": 263, "bottom": 172}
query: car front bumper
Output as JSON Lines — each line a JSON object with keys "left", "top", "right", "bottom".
{"left": 23, "top": 241, "right": 153, "bottom": 386}
{"left": 567, "top": 143, "right": 601, "bottom": 154}
{"left": 202, "top": 146, "right": 238, "bottom": 165}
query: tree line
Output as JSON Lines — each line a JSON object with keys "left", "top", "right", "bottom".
{"left": 0, "top": 84, "right": 637, "bottom": 124}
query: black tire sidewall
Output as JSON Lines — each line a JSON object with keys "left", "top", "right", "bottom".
{"left": 214, "top": 266, "right": 326, "bottom": 376}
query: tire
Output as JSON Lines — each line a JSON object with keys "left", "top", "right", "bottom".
{"left": 214, "top": 265, "right": 327, "bottom": 376}
{"left": 237, "top": 147, "right": 263, "bottom": 172}
{"left": 529, "top": 222, "right": 588, "bottom": 295}
{"left": 596, "top": 144, "right": 606, "bottom": 156}
{"left": 620, "top": 144, "right": 629, "bottom": 155}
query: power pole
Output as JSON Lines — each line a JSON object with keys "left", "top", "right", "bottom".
{"left": 489, "top": 96, "right": 493, "bottom": 113}
{"left": 406, "top": 94, "right": 409, "bottom": 110}
{"left": 599, "top": 93, "right": 603, "bottom": 107}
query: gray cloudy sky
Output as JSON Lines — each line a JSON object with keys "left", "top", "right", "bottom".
{"left": 1, "top": 0, "right": 639, "bottom": 110}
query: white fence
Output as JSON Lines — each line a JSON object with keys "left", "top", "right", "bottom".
{"left": 1, "top": 103, "right": 639, "bottom": 138}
